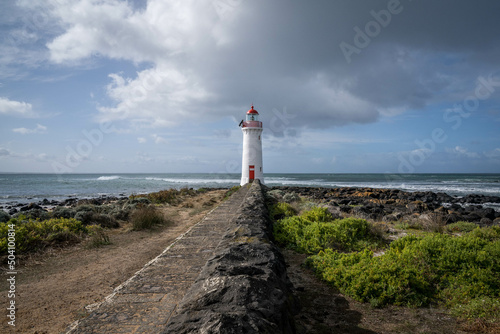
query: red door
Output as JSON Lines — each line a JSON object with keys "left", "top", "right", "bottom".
{"left": 249, "top": 165, "right": 255, "bottom": 180}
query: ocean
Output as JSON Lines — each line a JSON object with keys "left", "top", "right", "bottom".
{"left": 1, "top": 173, "right": 500, "bottom": 207}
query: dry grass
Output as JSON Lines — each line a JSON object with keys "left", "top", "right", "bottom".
{"left": 130, "top": 205, "right": 171, "bottom": 230}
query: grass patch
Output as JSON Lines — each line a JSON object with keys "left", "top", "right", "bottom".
{"left": 130, "top": 206, "right": 170, "bottom": 230}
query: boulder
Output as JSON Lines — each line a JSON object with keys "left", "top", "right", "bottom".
{"left": 407, "top": 201, "right": 428, "bottom": 213}
{"left": 475, "top": 208, "right": 496, "bottom": 220}
{"left": 20, "top": 203, "right": 43, "bottom": 212}
{"left": 479, "top": 218, "right": 493, "bottom": 227}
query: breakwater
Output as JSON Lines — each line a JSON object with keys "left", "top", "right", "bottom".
{"left": 67, "top": 180, "right": 298, "bottom": 333}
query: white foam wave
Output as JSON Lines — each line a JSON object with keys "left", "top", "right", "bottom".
{"left": 97, "top": 176, "right": 121, "bottom": 181}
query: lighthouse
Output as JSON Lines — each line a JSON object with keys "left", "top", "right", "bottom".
{"left": 240, "top": 105, "right": 264, "bottom": 185}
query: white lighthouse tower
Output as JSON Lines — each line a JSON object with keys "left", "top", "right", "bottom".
{"left": 240, "top": 105, "right": 264, "bottom": 185}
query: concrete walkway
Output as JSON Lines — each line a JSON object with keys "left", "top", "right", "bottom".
{"left": 66, "top": 185, "right": 250, "bottom": 334}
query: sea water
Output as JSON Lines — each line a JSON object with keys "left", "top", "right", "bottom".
{"left": 0, "top": 173, "right": 499, "bottom": 206}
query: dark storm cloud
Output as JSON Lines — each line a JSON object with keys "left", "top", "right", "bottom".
{"left": 192, "top": 0, "right": 500, "bottom": 129}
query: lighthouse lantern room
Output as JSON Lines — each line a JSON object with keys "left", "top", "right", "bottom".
{"left": 240, "top": 105, "right": 264, "bottom": 185}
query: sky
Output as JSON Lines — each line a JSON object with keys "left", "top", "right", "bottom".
{"left": 1, "top": 0, "right": 500, "bottom": 174}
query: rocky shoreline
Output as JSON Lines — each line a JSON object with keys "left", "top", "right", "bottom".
{"left": 271, "top": 186, "right": 500, "bottom": 226}
{"left": 0, "top": 188, "right": 228, "bottom": 225}
{"left": 2, "top": 186, "right": 500, "bottom": 227}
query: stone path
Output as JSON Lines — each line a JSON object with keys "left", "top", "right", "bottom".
{"left": 66, "top": 185, "right": 250, "bottom": 334}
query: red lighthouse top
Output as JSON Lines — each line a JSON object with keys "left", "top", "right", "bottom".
{"left": 247, "top": 105, "right": 259, "bottom": 115}
{"left": 241, "top": 105, "right": 262, "bottom": 128}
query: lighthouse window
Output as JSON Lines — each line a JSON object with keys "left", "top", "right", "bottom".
{"left": 258, "top": 135, "right": 260, "bottom": 140}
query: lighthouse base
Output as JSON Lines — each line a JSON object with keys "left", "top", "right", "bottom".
{"left": 240, "top": 177, "right": 264, "bottom": 186}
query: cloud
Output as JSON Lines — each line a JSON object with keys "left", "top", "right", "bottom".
{"left": 446, "top": 146, "right": 480, "bottom": 159}
{"left": 97, "top": 65, "right": 210, "bottom": 127}
{"left": 151, "top": 134, "right": 167, "bottom": 144}
{"left": 0, "top": 148, "right": 11, "bottom": 156}
{"left": 46, "top": 0, "right": 220, "bottom": 64}
{"left": 137, "top": 137, "right": 147, "bottom": 144}
{"left": 0, "top": 97, "right": 34, "bottom": 116}
{"left": 12, "top": 124, "right": 47, "bottom": 134}
{"left": 485, "top": 148, "right": 500, "bottom": 158}
{"left": 0, "top": 147, "right": 52, "bottom": 161}
{"left": 4, "top": 0, "right": 499, "bottom": 131}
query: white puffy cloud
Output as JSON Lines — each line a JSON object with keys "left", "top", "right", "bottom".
{"left": 447, "top": 146, "right": 480, "bottom": 159}
{"left": 97, "top": 64, "right": 210, "bottom": 127}
{"left": 12, "top": 124, "right": 47, "bottom": 134}
{"left": 0, "top": 147, "right": 52, "bottom": 161}
{"left": 46, "top": 0, "right": 223, "bottom": 64}
{"left": 151, "top": 134, "right": 167, "bottom": 144}
{"left": 485, "top": 148, "right": 500, "bottom": 158}
{"left": 0, "top": 97, "right": 34, "bottom": 116}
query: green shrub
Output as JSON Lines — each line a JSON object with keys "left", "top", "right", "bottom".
{"left": 15, "top": 209, "right": 50, "bottom": 221}
{"left": 130, "top": 206, "right": 169, "bottom": 230}
{"left": 0, "top": 217, "right": 88, "bottom": 254}
{"left": 74, "top": 211, "right": 119, "bottom": 228}
{"left": 86, "top": 225, "right": 111, "bottom": 248}
{"left": 51, "top": 206, "right": 76, "bottom": 219}
{"left": 270, "top": 202, "right": 297, "bottom": 221}
{"left": 0, "top": 211, "right": 11, "bottom": 223}
{"left": 445, "top": 221, "right": 479, "bottom": 233}
{"left": 75, "top": 204, "right": 97, "bottom": 213}
{"left": 128, "top": 197, "right": 152, "bottom": 205}
{"left": 109, "top": 207, "right": 130, "bottom": 221}
{"left": 274, "top": 207, "right": 382, "bottom": 253}
{"left": 306, "top": 227, "right": 500, "bottom": 322}
{"left": 283, "top": 192, "right": 301, "bottom": 203}
{"left": 267, "top": 189, "right": 285, "bottom": 201}
{"left": 300, "top": 207, "right": 333, "bottom": 223}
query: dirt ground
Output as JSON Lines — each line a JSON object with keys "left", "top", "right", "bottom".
{"left": 0, "top": 189, "right": 227, "bottom": 334}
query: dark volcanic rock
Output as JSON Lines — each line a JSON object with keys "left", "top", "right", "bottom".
{"left": 271, "top": 186, "right": 500, "bottom": 226}
{"left": 476, "top": 208, "right": 496, "bottom": 220}
{"left": 479, "top": 218, "right": 493, "bottom": 226}
{"left": 20, "top": 203, "right": 43, "bottom": 212}
{"left": 164, "top": 181, "right": 298, "bottom": 334}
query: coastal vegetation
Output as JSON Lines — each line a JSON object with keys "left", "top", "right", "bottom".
{"left": 130, "top": 205, "right": 170, "bottom": 230}
{"left": 0, "top": 187, "right": 224, "bottom": 256}
{"left": 269, "top": 192, "right": 500, "bottom": 329}
{"left": 0, "top": 216, "right": 89, "bottom": 254}
{"left": 130, "top": 187, "right": 199, "bottom": 204}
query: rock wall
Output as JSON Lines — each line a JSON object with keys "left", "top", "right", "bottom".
{"left": 163, "top": 180, "right": 299, "bottom": 334}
